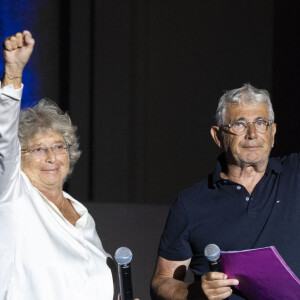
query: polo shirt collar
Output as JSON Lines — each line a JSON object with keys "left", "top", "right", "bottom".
{"left": 211, "top": 153, "right": 227, "bottom": 186}
{"left": 211, "top": 152, "right": 283, "bottom": 187}
{"left": 266, "top": 156, "right": 283, "bottom": 174}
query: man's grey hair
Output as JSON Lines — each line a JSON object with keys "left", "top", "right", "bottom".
{"left": 18, "top": 99, "right": 81, "bottom": 175}
{"left": 215, "top": 83, "right": 275, "bottom": 126}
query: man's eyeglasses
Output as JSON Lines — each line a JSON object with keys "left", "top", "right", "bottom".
{"left": 21, "top": 143, "right": 70, "bottom": 159}
{"left": 220, "top": 119, "right": 273, "bottom": 135}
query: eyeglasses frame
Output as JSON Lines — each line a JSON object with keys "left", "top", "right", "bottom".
{"left": 21, "top": 143, "right": 70, "bottom": 158}
{"left": 220, "top": 119, "right": 273, "bottom": 136}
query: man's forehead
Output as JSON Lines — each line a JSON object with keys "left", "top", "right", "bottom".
{"left": 225, "top": 102, "right": 269, "bottom": 121}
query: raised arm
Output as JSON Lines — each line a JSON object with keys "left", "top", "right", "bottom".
{"left": 1, "top": 30, "right": 35, "bottom": 88}
{"left": 0, "top": 31, "right": 34, "bottom": 200}
{"left": 151, "top": 256, "right": 238, "bottom": 300}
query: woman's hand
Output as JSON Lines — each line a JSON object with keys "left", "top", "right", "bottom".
{"left": 2, "top": 30, "right": 35, "bottom": 88}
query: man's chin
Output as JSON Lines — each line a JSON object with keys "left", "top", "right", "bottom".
{"left": 239, "top": 154, "right": 268, "bottom": 167}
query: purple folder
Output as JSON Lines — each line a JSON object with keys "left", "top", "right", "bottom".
{"left": 220, "top": 246, "right": 300, "bottom": 300}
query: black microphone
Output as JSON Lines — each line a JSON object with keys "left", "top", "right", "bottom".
{"left": 114, "top": 247, "right": 134, "bottom": 300}
{"left": 204, "top": 244, "right": 230, "bottom": 300}
{"left": 204, "top": 243, "right": 223, "bottom": 272}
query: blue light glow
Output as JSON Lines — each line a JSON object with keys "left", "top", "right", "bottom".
{"left": 0, "top": 0, "right": 44, "bottom": 108}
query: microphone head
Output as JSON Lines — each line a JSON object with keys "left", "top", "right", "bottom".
{"left": 114, "top": 247, "right": 133, "bottom": 265}
{"left": 204, "top": 244, "right": 221, "bottom": 262}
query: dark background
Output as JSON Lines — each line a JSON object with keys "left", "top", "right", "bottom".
{"left": 1, "top": 0, "right": 300, "bottom": 298}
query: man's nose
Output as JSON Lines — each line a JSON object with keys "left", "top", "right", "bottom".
{"left": 246, "top": 123, "right": 257, "bottom": 138}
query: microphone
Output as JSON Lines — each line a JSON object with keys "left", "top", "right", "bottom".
{"left": 114, "top": 247, "right": 134, "bottom": 300}
{"left": 204, "top": 243, "right": 223, "bottom": 272}
{"left": 204, "top": 244, "right": 229, "bottom": 300}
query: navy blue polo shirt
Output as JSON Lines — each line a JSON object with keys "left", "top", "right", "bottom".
{"left": 158, "top": 153, "right": 300, "bottom": 299}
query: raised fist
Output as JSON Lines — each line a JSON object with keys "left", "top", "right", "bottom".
{"left": 3, "top": 30, "right": 35, "bottom": 76}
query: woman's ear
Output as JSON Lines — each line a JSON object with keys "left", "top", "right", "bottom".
{"left": 210, "top": 126, "right": 223, "bottom": 149}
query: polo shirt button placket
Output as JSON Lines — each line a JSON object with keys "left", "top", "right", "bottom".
{"left": 235, "top": 185, "right": 251, "bottom": 203}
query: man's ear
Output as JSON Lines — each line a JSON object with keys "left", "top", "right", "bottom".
{"left": 271, "top": 123, "right": 277, "bottom": 147}
{"left": 210, "top": 126, "right": 223, "bottom": 149}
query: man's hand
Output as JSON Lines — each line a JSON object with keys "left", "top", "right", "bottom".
{"left": 201, "top": 272, "right": 239, "bottom": 300}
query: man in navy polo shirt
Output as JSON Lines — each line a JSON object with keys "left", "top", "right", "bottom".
{"left": 151, "top": 84, "right": 300, "bottom": 299}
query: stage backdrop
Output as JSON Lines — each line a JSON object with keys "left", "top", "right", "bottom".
{"left": 1, "top": 1, "right": 300, "bottom": 298}
{"left": 1, "top": 1, "right": 299, "bottom": 205}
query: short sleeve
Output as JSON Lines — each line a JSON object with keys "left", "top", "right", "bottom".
{"left": 158, "top": 196, "right": 192, "bottom": 261}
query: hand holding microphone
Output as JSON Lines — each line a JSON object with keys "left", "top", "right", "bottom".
{"left": 201, "top": 244, "right": 239, "bottom": 300}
